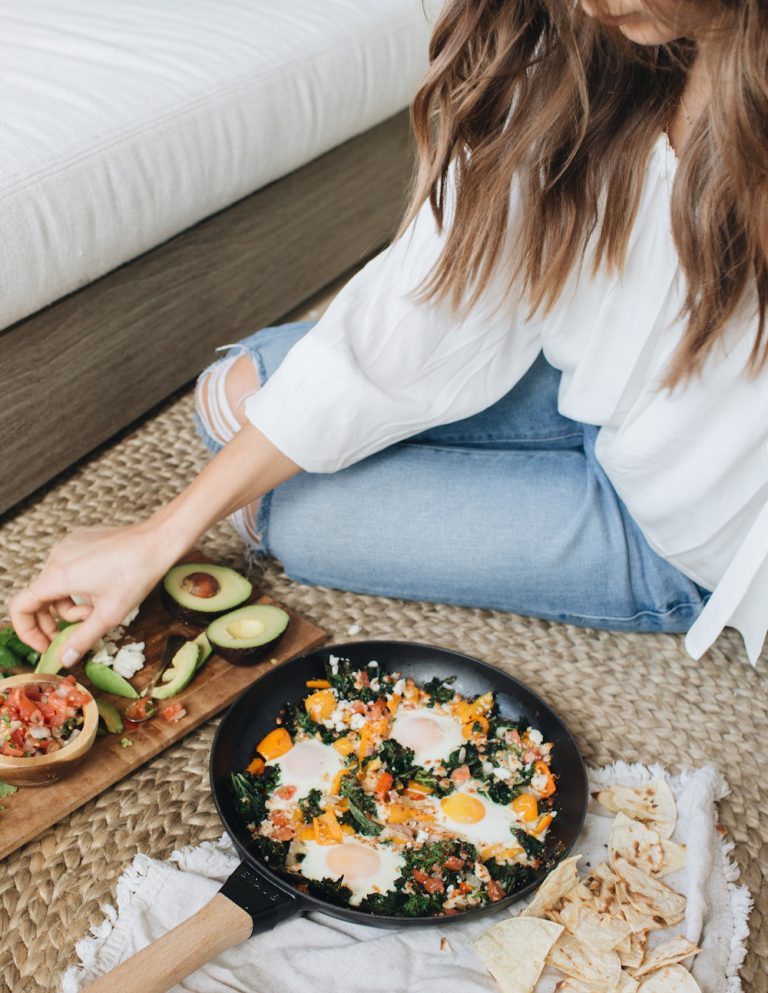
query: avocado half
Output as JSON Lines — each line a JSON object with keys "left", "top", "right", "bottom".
{"left": 35, "top": 623, "right": 83, "bottom": 674}
{"left": 161, "top": 563, "right": 253, "bottom": 625}
{"left": 206, "top": 604, "right": 290, "bottom": 666}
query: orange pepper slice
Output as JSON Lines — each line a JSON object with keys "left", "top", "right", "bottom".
{"left": 246, "top": 756, "right": 265, "bottom": 775}
{"left": 306, "top": 678, "right": 331, "bottom": 689}
{"left": 305, "top": 689, "right": 335, "bottom": 722}
{"left": 256, "top": 727, "right": 293, "bottom": 760}
{"left": 313, "top": 810, "right": 344, "bottom": 845}
{"left": 534, "top": 760, "right": 556, "bottom": 798}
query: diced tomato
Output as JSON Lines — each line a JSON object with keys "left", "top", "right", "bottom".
{"left": 423, "top": 877, "right": 445, "bottom": 895}
{"left": 269, "top": 809, "right": 297, "bottom": 841}
{"left": 374, "top": 772, "right": 394, "bottom": 800}
{"left": 450, "top": 765, "right": 470, "bottom": 784}
{"left": 275, "top": 785, "right": 298, "bottom": 801}
{"left": 1, "top": 742, "right": 24, "bottom": 757}
{"left": 160, "top": 702, "right": 187, "bottom": 723}
{"left": 412, "top": 869, "right": 430, "bottom": 885}
{"left": 443, "top": 856, "right": 465, "bottom": 871}
{"left": 369, "top": 698, "right": 388, "bottom": 718}
{"left": 125, "top": 697, "right": 156, "bottom": 722}
{"left": 486, "top": 879, "right": 506, "bottom": 902}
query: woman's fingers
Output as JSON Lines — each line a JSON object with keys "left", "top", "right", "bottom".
{"left": 35, "top": 606, "right": 59, "bottom": 642}
{"left": 52, "top": 598, "right": 93, "bottom": 623}
{"left": 57, "top": 602, "right": 128, "bottom": 669}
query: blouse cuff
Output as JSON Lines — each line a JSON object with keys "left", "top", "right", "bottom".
{"left": 685, "top": 497, "right": 768, "bottom": 667}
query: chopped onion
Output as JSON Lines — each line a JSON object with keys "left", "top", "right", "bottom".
{"left": 29, "top": 726, "right": 51, "bottom": 739}
{"left": 55, "top": 686, "right": 69, "bottom": 698}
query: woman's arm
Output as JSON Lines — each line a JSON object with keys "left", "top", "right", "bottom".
{"left": 8, "top": 424, "right": 299, "bottom": 667}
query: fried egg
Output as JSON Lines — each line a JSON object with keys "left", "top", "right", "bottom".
{"left": 428, "top": 788, "right": 520, "bottom": 846}
{"left": 390, "top": 707, "right": 465, "bottom": 765}
{"left": 269, "top": 738, "right": 344, "bottom": 796}
{"left": 299, "top": 839, "right": 405, "bottom": 905}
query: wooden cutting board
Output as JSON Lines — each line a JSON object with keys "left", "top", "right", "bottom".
{"left": 0, "top": 560, "right": 327, "bottom": 860}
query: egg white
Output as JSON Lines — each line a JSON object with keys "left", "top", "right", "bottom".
{"left": 269, "top": 738, "right": 344, "bottom": 797}
{"left": 298, "top": 838, "right": 405, "bottom": 905}
{"left": 389, "top": 706, "right": 465, "bottom": 766}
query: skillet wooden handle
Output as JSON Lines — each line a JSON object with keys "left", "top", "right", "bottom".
{"left": 80, "top": 891, "right": 253, "bottom": 993}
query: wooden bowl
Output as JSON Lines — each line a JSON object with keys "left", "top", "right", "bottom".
{"left": 0, "top": 673, "right": 99, "bottom": 785}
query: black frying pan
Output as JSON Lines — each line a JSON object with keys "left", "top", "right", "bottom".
{"left": 83, "top": 641, "right": 588, "bottom": 993}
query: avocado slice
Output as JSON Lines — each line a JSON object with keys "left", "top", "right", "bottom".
{"left": 84, "top": 660, "right": 140, "bottom": 698}
{"left": 160, "top": 632, "right": 212, "bottom": 683}
{"left": 160, "top": 563, "right": 253, "bottom": 626}
{"left": 151, "top": 641, "right": 199, "bottom": 699}
{"left": 36, "top": 623, "right": 83, "bottom": 674}
{"left": 206, "top": 604, "right": 290, "bottom": 666}
{"left": 96, "top": 698, "right": 124, "bottom": 734}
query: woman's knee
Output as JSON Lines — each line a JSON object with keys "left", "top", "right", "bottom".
{"left": 194, "top": 352, "right": 262, "bottom": 447}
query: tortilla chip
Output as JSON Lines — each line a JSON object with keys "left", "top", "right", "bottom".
{"left": 548, "top": 932, "right": 623, "bottom": 989}
{"left": 618, "top": 974, "right": 641, "bottom": 993}
{"left": 615, "top": 882, "right": 669, "bottom": 934}
{"left": 584, "top": 863, "right": 622, "bottom": 917}
{"left": 561, "top": 905, "right": 633, "bottom": 953}
{"left": 616, "top": 929, "right": 648, "bottom": 968}
{"left": 609, "top": 813, "right": 665, "bottom": 876}
{"left": 630, "top": 936, "right": 701, "bottom": 978}
{"left": 635, "top": 964, "right": 703, "bottom": 991}
{"left": 474, "top": 917, "right": 563, "bottom": 993}
{"left": 561, "top": 882, "right": 597, "bottom": 915}
{"left": 593, "top": 781, "right": 676, "bottom": 839}
{"left": 659, "top": 840, "right": 687, "bottom": 876}
{"left": 522, "top": 856, "right": 582, "bottom": 919}
{"left": 613, "top": 857, "right": 686, "bottom": 927}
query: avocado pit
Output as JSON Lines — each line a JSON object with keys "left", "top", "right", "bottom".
{"left": 181, "top": 571, "right": 220, "bottom": 599}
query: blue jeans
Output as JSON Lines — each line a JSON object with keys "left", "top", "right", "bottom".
{"left": 194, "top": 320, "right": 710, "bottom": 634}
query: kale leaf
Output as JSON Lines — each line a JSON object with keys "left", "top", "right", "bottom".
{"left": 511, "top": 827, "right": 545, "bottom": 862}
{"left": 486, "top": 859, "right": 535, "bottom": 896}
{"left": 422, "top": 675, "right": 457, "bottom": 706}
{"left": 230, "top": 766, "right": 280, "bottom": 825}
{"left": 306, "top": 876, "right": 354, "bottom": 907}
{"left": 250, "top": 835, "right": 289, "bottom": 869}
{"left": 375, "top": 739, "right": 416, "bottom": 781}
{"left": 298, "top": 788, "right": 324, "bottom": 820}
{"left": 339, "top": 778, "right": 383, "bottom": 836}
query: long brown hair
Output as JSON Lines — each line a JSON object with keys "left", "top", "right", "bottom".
{"left": 394, "top": 0, "right": 768, "bottom": 387}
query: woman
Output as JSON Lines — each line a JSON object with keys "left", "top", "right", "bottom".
{"left": 11, "top": 0, "right": 768, "bottom": 666}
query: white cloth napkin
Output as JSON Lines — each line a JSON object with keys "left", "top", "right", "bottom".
{"left": 59, "top": 763, "right": 751, "bottom": 993}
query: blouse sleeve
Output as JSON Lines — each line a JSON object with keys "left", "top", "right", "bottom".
{"left": 242, "top": 169, "right": 541, "bottom": 473}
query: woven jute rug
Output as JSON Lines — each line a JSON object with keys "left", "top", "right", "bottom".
{"left": 0, "top": 276, "right": 765, "bottom": 993}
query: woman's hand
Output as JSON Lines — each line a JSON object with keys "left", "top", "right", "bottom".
{"left": 9, "top": 519, "right": 183, "bottom": 667}
{"left": 7, "top": 422, "right": 300, "bottom": 669}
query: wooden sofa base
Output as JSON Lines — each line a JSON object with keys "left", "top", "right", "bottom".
{"left": 0, "top": 110, "right": 414, "bottom": 515}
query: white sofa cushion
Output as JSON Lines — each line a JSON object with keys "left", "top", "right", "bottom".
{"left": 0, "top": 0, "right": 435, "bottom": 330}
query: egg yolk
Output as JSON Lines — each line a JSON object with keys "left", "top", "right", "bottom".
{"left": 280, "top": 741, "right": 325, "bottom": 778}
{"left": 441, "top": 794, "right": 486, "bottom": 824}
{"left": 393, "top": 716, "right": 445, "bottom": 751}
{"left": 326, "top": 844, "right": 381, "bottom": 880}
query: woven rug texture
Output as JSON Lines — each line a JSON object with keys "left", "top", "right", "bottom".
{"left": 0, "top": 278, "right": 765, "bottom": 993}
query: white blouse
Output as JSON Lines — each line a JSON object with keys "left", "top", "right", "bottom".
{"left": 244, "top": 132, "right": 768, "bottom": 666}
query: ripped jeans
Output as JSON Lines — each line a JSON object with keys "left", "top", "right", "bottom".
{"left": 194, "top": 320, "right": 711, "bottom": 634}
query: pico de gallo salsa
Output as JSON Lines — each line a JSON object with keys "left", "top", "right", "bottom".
{"left": 0, "top": 676, "right": 92, "bottom": 757}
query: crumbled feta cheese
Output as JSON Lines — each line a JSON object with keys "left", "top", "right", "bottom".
{"left": 90, "top": 648, "right": 114, "bottom": 667}
{"left": 527, "top": 728, "right": 544, "bottom": 746}
{"left": 369, "top": 678, "right": 380, "bottom": 692}
{"left": 120, "top": 605, "right": 140, "bottom": 627}
{"left": 415, "top": 829, "right": 429, "bottom": 844}
{"left": 393, "top": 678, "right": 405, "bottom": 696}
{"left": 328, "top": 655, "right": 340, "bottom": 674}
{"left": 481, "top": 761, "right": 494, "bottom": 776}
{"left": 492, "top": 765, "right": 512, "bottom": 780}
{"left": 349, "top": 713, "right": 366, "bottom": 731}
{"left": 531, "top": 772, "right": 550, "bottom": 794}
{"left": 112, "top": 643, "right": 146, "bottom": 679}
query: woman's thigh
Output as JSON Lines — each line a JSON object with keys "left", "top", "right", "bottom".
{"left": 259, "top": 429, "right": 707, "bottom": 633}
